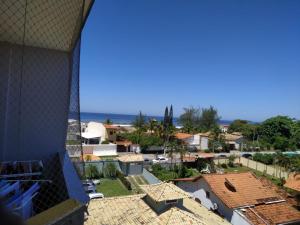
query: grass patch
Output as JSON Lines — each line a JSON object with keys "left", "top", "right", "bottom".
{"left": 96, "top": 178, "right": 132, "bottom": 197}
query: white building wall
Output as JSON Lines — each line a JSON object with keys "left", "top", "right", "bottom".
{"left": 200, "top": 136, "right": 209, "bottom": 150}
{"left": 91, "top": 144, "right": 117, "bottom": 156}
{"left": 231, "top": 210, "right": 251, "bottom": 225}
{"left": 177, "top": 179, "right": 233, "bottom": 221}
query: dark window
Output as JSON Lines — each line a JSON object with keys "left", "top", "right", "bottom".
{"left": 165, "top": 199, "right": 178, "bottom": 205}
{"left": 206, "top": 191, "right": 210, "bottom": 198}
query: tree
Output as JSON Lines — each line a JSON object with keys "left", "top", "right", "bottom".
{"left": 228, "top": 119, "right": 249, "bottom": 133}
{"left": 258, "top": 116, "right": 294, "bottom": 150}
{"left": 179, "top": 107, "right": 201, "bottom": 133}
{"left": 198, "top": 106, "right": 220, "bottom": 132}
{"left": 163, "top": 106, "right": 169, "bottom": 129}
{"left": 132, "top": 111, "right": 147, "bottom": 144}
{"left": 169, "top": 105, "right": 173, "bottom": 127}
{"left": 104, "top": 118, "right": 113, "bottom": 124}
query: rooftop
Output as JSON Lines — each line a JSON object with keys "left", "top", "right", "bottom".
{"left": 203, "top": 172, "right": 281, "bottom": 208}
{"left": 284, "top": 172, "right": 300, "bottom": 192}
{"left": 140, "top": 182, "right": 190, "bottom": 202}
{"left": 85, "top": 194, "right": 230, "bottom": 225}
{"left": 224, "top": 133, "right": 243, "bottom": 141}
{"left": 243, "top": 201, "right": 300, "bottom": 225}
{"left": 175, "top": 133, "right": 193, "bottom": 140}
{"left": 117, "top": 154, "right": 144, "bottom": 162}
{"left": 104, "top": 124, "right": 121, "bottom": 130}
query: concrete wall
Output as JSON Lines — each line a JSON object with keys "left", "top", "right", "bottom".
{"left": 200, "top": 136, "right": 209, "bottom": 150}
{"left": 0, "top": 42, "right": 70, "bottom": 161}
{"left": 85, "top": 144, "right": 117, "bottom": 156}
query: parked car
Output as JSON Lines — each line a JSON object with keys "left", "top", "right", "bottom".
{"left": 82, "top": 181, "right": 96, "bottom": 193}
{"left": 87, "top": 190, "right": 104, "bottom": 200}
{"left": 92, "top": 179, "right": 101, "bottom": 185}
{"left": 152, "top": 156, "right": 168, "bottom": 164}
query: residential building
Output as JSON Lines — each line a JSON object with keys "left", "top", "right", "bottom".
{"left": 85, "top": 182, "right": 230, "bottom": 225}
{"left": 118, "top": 153, "right": 144, "bottom": 175}
{"left": 224, "top": 133, "right": 244, "bottom": 150}
{"left": 173, "top": 172, "right": 300, "bottom": 225}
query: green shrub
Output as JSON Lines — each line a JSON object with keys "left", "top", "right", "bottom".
{"left": 221, "top": 163, "right": 228, "bottom": 169}
{"left": 86, "top": 164, "right": 101, "bottom": 179}
{"left": 101, "top": 140, "right": 110, "bottom": 144}
{"left": 116, "top": 170, "right": 132, "bottom": 190}
{"left": 103, "top": 162, "right": 117, "bottom": 178}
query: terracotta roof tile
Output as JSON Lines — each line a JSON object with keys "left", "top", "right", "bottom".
{"left": 243, "top": 202, "right": 300, "bottom": 225}
{"left": 284, "top": 172, "right": 300, "bottom": 192}
{"left": 203, "top": 172, "right": 281, "bottom": 208}
{"left": 175, "top": 133, "right": 193, "bottom": 140}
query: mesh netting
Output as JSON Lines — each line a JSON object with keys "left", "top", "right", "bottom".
{"left": 0, "top": 0, "right": 92, "bottom": 221}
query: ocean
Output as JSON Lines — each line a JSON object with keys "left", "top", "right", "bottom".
{"left": 80, "top": 112, "right": 232, "bottom": 126}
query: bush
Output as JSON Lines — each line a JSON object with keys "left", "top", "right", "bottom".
{"left": 101, "top": 140, "right": 110, "bottom": 144}
{"left": 116, "top": 170, "right": 132, "bottom": 190}
{"left": 103, "top": 162, "right": 117, "bottom": 178}
{"left": 86, "top": 164, "right": 101, "bottom": 179}
{"left": 253, "top": 153, "right": 274, "bottom": 165}
{"left": 204, "top": 149, "right": 211, "bottom": 153}
{"left": 221, "top": 163, "right": 228, "bottom": 169}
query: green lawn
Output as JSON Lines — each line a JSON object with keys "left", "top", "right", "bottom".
{"left": 96, "top": 178, "right": 132, "bottom": 197}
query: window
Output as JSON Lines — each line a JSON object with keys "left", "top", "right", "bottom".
{"left": 206, "top": 191, "right": 210, "bottom": 198}
{"left": 165, "top": 199, "right": 178, "bottom": 205}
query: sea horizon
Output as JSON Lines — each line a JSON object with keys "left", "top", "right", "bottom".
{"left": 80, "top": 112, "right": 233, "bottom": 125}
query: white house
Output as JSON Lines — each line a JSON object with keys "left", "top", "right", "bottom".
{"left": 81, "top": 122, "right": 107, "bottom": 144}
{"left": 81, "top": 122, "right": 118, "bottom": 156}
{"left": 224, "top": 133, "right": 244, "bottom": 150}
{"left": 175, "top": 132, "right": 209, "bottom": 150}
{"left": 173, "top": 172, "right": 300, "bottom": 225}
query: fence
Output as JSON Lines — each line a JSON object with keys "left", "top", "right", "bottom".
{"left": 214, "top": 157, "right": 289, "bottom": 179}
{"left": 74, "top": 160, "right": 121, "bottom": 177}
{"left": 142, "top": 168, "right": 161, "bottom": 184}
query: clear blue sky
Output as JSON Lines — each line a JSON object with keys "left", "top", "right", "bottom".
{"left": 80, "top": 0, "right": 300, "bottom": 121}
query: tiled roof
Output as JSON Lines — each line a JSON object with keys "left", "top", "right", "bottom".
{"left": 224, "top": 133, "right": 243, "bottom": 141}
{"left": 85, "top": 194, "right": 230, "bottom": 225}
{"left": 172, "top": 175, "right": 202, "bottom": 182}
{"left": 175, "top": 133, "right": 193, "bottom": 140}
{"left": 183, "top": 198, "right": 229, "bottom": 225}
{"left": 203, "top": 172, "right": 281, "bottom": 208}
{"left": 140, "top": 182, "right": 190, "bottom": 202}
{"left": 104, "top": 124, "right": 120, "bottom": 129}
{"left": 117, "top": 154, "right": 144, "bottom": 162}
{"left": 198, "top": 152, "right": 215, "bottom": 158}
{"left": 115, "top": 140, "right": 132, "bottom": 146}
{"left": 80, "top": 154, "right": 100, "bottom": 162}
{"left": 284, "top": 172, "right": 300, "bottom": 192}
{"left": 243, "top": 202, "right": 300, "bottom": 225}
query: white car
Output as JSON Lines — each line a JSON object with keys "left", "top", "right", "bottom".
{"left": 152, "top": 156, "right": 168, "bottom": 164}
{"left": 88, "top": 192, "right": 104, "bottom": 200}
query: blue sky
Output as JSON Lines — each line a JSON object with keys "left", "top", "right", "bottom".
{"left": 80, "top": 0, "right": 300, "bottom": 121}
